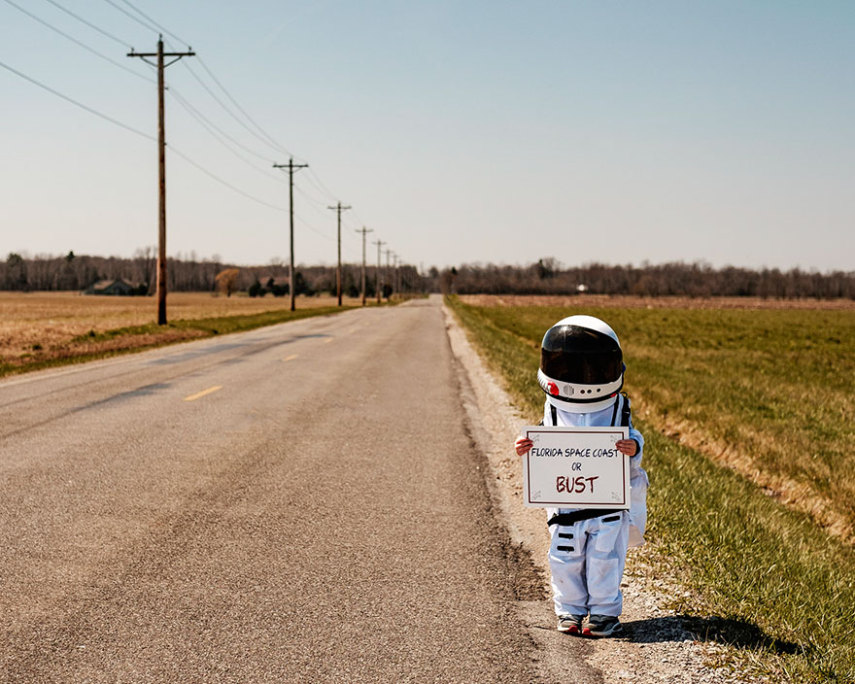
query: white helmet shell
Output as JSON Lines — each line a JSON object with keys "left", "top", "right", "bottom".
{"left": 538, "top": 315, "right": 624, "bottom": 414}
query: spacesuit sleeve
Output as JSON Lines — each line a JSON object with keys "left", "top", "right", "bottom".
{"left": 629, "top": 426, "right": 644, "bottom": 468}
{"left": 626, "top": 415, "right": 648, "bottom": 548}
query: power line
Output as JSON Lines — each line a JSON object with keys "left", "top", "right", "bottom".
{"left": 123, "top": 6, "right": 341, "bottom": 221}
{"left": 196, "top": 55, "right": 291, "bottom": 158}
{"left": 168, "top": 89, "right": 286, "bottom": 184}
{"left": 0, "top": 47, "right": 284, "bottom": 214}
{"left": 343, "top": 207, "right": 373, "bottom": 241}
{"left": 168, "top": 87, "right": 278, "bottom": 164}
{"left": 341, "top": 208, "right": 366, "bottom": 230}
{"left": 0, "top": 57, "right": 154, "bottom": 140}
{"left": 305, "top": 168, "right": 342, "bottom": 203}
{"left": 292, "top": 188, "right": 360, "bottom": 247}
{"left": 295, "top": 215, "right": 336, "bottom": 241}
{"left": 294, "top": 186, "right": 334, "bottom": 219}
{"left": 294, "top": 181, "right": 362, "bottom": 246}
{"left": 111, "top": 2, "right": 334, "bottom": 216}
{"left": 0, "top": 62, "right": 290, "bottom": 210}
{"left": 149, "top": 88, "right": 345, "bottom": 221}
{"left": 0, "top": 57, "right": 292, "bottom": 213}
{"left": 101, "top": 0, "right": 159, "bottom": 35}
{"left": 177, "top": 54, "right": 354, "bottom": 227}
{"left": 169, "top": 146, "right": 288, "bottom": 211}
{"left": 41, "top": 0, "right": 131, "bottom": 48}
{"left": 180, "top": 59, "right": 294, "bottom": 161}
{"left": 13, "top": 1, "right": 375, "bottom": 267}
{"left": 117, "top": 0, "right": 190, "bottom": 48}
{"left": 106, "top": 7, "right": 351, "bottom": 231}
{"left": 4, "top": 0, "right": 153, "bottom": 83}
{"left": 295, "top": 183, "right": 338, "bottom": 214}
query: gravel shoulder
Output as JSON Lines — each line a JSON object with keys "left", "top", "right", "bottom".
{"left": 443, "top": 302, "right": 757, "bottom": 684}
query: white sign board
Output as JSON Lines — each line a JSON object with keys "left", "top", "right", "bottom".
{"left": 522, "top": 426, "right": 630, "bottom": 509}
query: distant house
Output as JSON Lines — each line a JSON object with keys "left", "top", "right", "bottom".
{"left": 84, "top": 278, "right": 141, "bottom": 296}
{"left": 257, "top": 276, "right": 289, "bottom": 297}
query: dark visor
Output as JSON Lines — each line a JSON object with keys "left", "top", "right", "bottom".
{"left": 540, "top": 325, "right": 623, "bottom": 385}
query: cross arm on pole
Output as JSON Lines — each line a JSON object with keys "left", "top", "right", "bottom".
{"left": 125, "top": 36, "right": 196, "bottom": 326}
{"left": 273, "top": 159, "right": 309, "bottom": 311}
{"left": 273, "top": 162, "right": 309, "bottom": 171}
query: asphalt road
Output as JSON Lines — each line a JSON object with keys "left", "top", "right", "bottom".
{"left": 0, "top": 295, "right": 563, "bottom": 683}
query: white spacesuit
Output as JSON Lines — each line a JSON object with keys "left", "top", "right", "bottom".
{"left": 536, "top": 315, "right": 648, "bottom": 632}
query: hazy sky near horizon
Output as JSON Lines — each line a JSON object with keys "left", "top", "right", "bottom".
{"left": 1, "top": 1, "right": 853, "bottom": 272}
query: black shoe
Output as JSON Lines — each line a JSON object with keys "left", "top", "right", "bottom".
{"left": 557, "top": 614, "right": 585, "bottom": 634}
{"left": 583, "top": 614, "right": 622, "bottom": 638}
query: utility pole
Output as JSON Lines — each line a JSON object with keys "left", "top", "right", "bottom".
{"left": 374, "top": 239, "right": 385, "bottom": 304}
{"left": 273, "top": 158, "right": 308, "bottom": 311}
{"left": 327, "top": 202, "right": 351, "bottom": 306}
{"left": 128, "top": 36, "right": 194, "bottom": 325}
{"left": 355, "top": 227, "right": 373, "bottom": 306}
{"left": 385, "top": 248, "right": 392, "bottom": 298}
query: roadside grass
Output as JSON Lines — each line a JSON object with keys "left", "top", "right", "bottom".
{"left": 447, "top": 295, "right": 855, "bottom": 682}
{"left": 0, "top": 305, "right": 352, "bottom": 378}
{"left": 616, "top": 307, "right": 855, "bottom": 541}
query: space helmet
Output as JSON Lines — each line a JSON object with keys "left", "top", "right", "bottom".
{"left": 537, "top": 315, "right": 624, "bottom": 413}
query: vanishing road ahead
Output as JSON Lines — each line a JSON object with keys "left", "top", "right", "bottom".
{"left": 0, "top": 296, "right": 563, "bottom": 682}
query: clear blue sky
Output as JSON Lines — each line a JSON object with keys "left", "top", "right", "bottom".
{"left": 1, "top": 0, "right": 852, "bottom": 272}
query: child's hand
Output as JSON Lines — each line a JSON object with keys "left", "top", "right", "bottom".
{"left": 515, "top": 437, "right": 533, "bottom": 456}
{"left": 615, "top": 439, "right": 639, "bottom": 457}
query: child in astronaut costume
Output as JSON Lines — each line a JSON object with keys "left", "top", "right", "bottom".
{"left": 515, "top": 315, "right": 648, "bottom": 638}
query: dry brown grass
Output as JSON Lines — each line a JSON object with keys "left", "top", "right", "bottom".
{"left": 454, "top": 294, "right": 855, "bottom": 543}
{"left": 631, "top": 388, "right": 855, "bottom": 545}
{"left": 448, "top": 295, "right": 855, "bottom": 681}
{"left": 0, "top": 292, "right": 357, "bottom": 365}
{"left": 460, "top": 293, "right": 855, "bottom": 310}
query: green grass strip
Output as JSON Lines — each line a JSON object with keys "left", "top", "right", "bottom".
{"left": 646, "top": 421, "right": 855, "bottom": 682}
{"left": 446, "top": 295, "right": 855, "bottom": 682}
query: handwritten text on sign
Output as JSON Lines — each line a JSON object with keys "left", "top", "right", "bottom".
{"left": 522, "top": 426, "right": 629, "bottom": 509}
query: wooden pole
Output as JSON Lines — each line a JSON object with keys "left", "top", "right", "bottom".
{"left": 274, "top": 159, "right": 308, "bottom": 311}
{"left": 356, "top": 227, "right": 373, "bottom": 306}
{"left": 328, "top": 202, "right": 351, "bottom": 306}
{"left": 289, "top": 159, "right": 295, "bottom": 311}
{"left": 156, "top": 37, "right": 167, "bottom": 325}
{"left": 127, "top": 37, "right": 194, "bottom": 325}
{"left": 374, "top": 239, "right": 385, "bottom": 304}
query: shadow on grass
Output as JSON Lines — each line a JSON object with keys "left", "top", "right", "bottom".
{"left": 623, "top": 615, "right": 802, "bottom": 655}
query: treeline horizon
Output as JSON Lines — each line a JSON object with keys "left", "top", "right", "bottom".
{"left": 1, "top": 251, "right": 853, "bottom": 300}
{"left": 0, "top": 250, "right": 425, "bottom": 298}
{"left": 441, "top": 258, "right": 855, "bottom": 299}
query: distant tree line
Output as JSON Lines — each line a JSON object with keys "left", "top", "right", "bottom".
{"left": 0, "top": 250, "right": 425, "bottom": 298}
{"left": 1, "top": 249, "right": 214, "bottom": 293}
{"left": 437, "top": 259, "right": 855, "bottom": 299}
{"left": 3, "top": 251, "right": 851, "bottom": 300}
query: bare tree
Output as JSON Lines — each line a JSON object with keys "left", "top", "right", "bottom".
{"left": 215, "top": 268, "right": 240, "bottom": 297}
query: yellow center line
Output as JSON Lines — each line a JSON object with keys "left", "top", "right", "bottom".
{"left": 184, "top": 385, "right": 223, "bottom": 402}
{"left": 283, "top": 354, "right": 299, "bottom": 362}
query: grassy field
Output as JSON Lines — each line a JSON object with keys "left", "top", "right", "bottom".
{"left": 448, "top": 294, "right": 855, "bottom": 683}
{"left": 0, "top": 292, "right": 362, "bottom": 377}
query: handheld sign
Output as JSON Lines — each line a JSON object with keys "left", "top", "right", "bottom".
{"left": 521, "top": 426, "right": 630, "bottom": 509}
